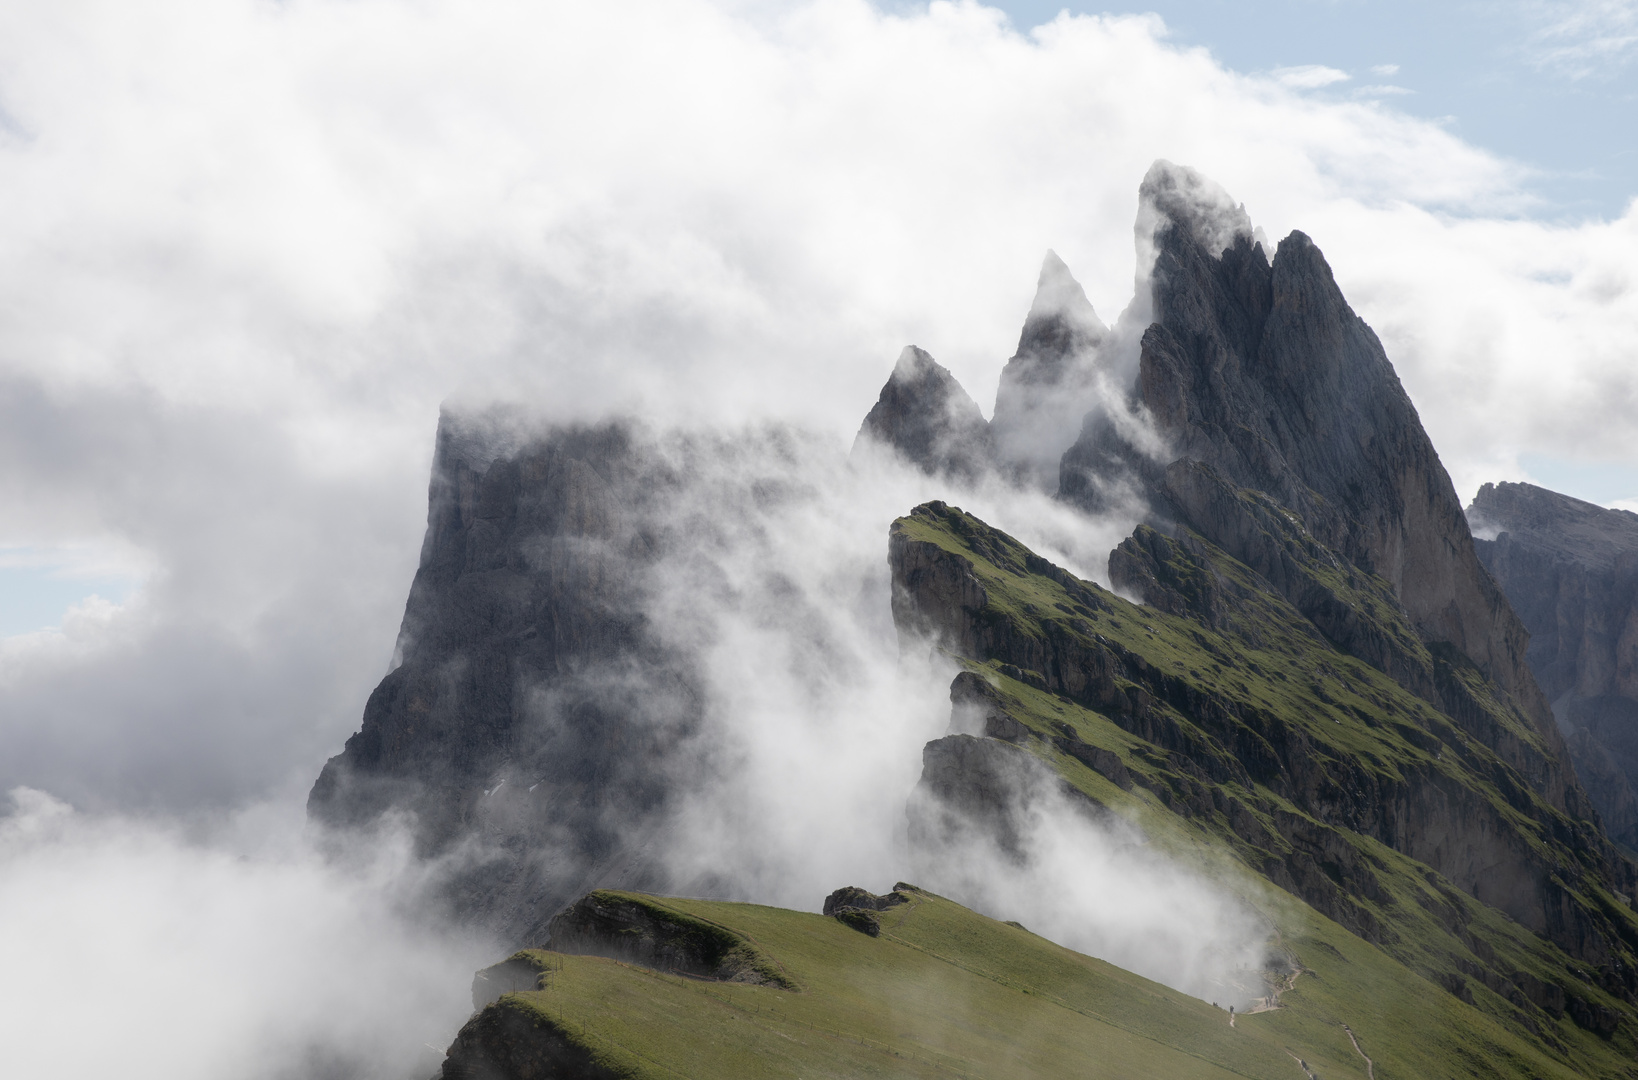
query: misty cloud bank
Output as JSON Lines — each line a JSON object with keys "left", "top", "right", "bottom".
{"left": 2, "top": 0, "right": 1634, "bottom": 812}
{"left": 364, "top": 411, "right": 1271, "bottom": 1004}
{"left": 0, "top": 787, "right": 489, "bottom": 1080}
{"left": 1, "top": 0, "right": 1636, "bottom": 1073}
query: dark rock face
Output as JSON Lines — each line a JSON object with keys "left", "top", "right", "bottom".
{"left": 471, "top": 954, "right": 550, "bottom": 1011}
{"left": 1076, "top": 161, "right": 1553, "bottom": 753}
{"left": 908, "top": 733, "right": 1060, "bottom": 862}
{"left": 906, "top": 666, "right": 1119, "bottom": 869}
{"left": 949, "top": 669, "right": 1028, "bottom": 741}
{"left": 991, "top": 251, "right": 1110, "bottom": 488}
{"left": 821, "top": 884, "right": 911, "bottom": 936}
{"left": 1470, "top": 481, "right": 1638, "bottom": 849}
{"left": 545, "top": 890, "right": 794, "bottom": 987}
{"left": 1044, "top": 164, "right": 1586, "bottom": 883}
{"left": 854, "top": 345, "right": 992, "bottom": 480}
{"left": 855, "top": 253, "right": 1118, "bottom": 492}
{"left": 308, "top": 412, "right": 701, "bottom": 942}
{"left": 891, "top": 501, "right": 1638, "bottom": 972}
{"left": 441, "top": 1001, "right": 620, "bottom": 1080}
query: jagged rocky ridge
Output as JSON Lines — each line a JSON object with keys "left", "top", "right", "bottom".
{"left": 864, "top": 162, "right": 1638, "bottom": 1034}
{"left": 1469, "top": 481, "right": 1638, "bottom": 851}
{"left": 311, "top": 159, "right": 1638, "bottom": 1071}
{"left": 1101, "top": 166, "right": 1554, "bottom": 748}
{"left": 854, "top": 248, "right": 1117, "bottom": 491}
{"left": 893, "top": 501, "right": 1638, "bottom": 1034}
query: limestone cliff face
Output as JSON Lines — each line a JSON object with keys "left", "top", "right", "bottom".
{"left": 1470, "top": 481, "right": 1638, "bottom": 849}
{"left": 853, "top": 345, "right": 992, "bottom": 480}
{"left": 1066, "top": 161, "right": 1558, "bottom": 764}
{"left": 990, "top": 251, "right": 1110, "bottom": 489}
{"left": 308, "top": 412, "right": 698, "bottom": 941}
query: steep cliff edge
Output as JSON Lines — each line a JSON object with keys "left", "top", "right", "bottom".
{"left": 1052, "top": 162, "right": 1570, "bottom": 819}
{"left": 308, "top": 413, "right": 701, "bottom": 941}
{"left": 861, "top": 164, "right": 1557, "bottom": 770}
{"left": 891, "top": 501, "right": 1638, "bottom": 1025}
{"left": 1470, "top": 481, "right": 1638, "bottom": 851}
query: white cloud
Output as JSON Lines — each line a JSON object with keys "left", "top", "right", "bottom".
{"left": 1356, "top": 83, "right": 1414, "bottom": 96}
{"left": 1370, "top": 62, "right": 1401, "bottom": 75}
{"left": 0, "top": 0, "right": 1551, "bottom": 811}
{"left": 0, "top": 0, "right": 1636, "bottom": 1065}
{"left": 0, "top": 787, "right": 487, "bottom": 1080}
{"left": 1270, "top": 63, "right": 1352, "bottom": 88}
{"left": 1525, "top": 0, "right": 1638, "bottom": 76}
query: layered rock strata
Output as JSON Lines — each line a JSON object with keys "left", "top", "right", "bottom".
{"left": 545, "top": 890, "right": 795, "bottom": 987}
{"left": 892, "top": 500, "right": 1638, "bottom": 1008}
{"left": 1470, "top": 481, "right": 1638, "bottom": 850}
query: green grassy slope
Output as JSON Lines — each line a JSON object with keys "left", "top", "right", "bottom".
{"left": 442, "top": 499, "right": 1638, "bottom": 1079}
{"left": 456, "top": 887, "right": 1353, "bottom": 1080}
{"left": 890, "top": 501, "right": 1638, "bottom": 1077}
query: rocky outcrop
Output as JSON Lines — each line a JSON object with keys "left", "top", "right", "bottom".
{"left": 545, "top": 890, "right": 796, "bottom": 987}
{"left": 1058, "top": 161, "right": 1563, "bottom": 786}
{"left": 1470, "top": 481, "right": 1638, "bottom": 850}
{"left": 441, "top": 999, "right": 620, "bottom": 1080}
{"left": 854, "top": 345, "right": 992, "bottom": 480}
{"left": 443, "top": 890, "right": 801, "bottom": 1079}
{"left": 308, "top": 412, "right": 700, "bottom": 942}
{"left": 891, "top": 501, "right": 1638, "bottom": 981}
{"left": 948, "top": 669, "right": 1029, "bottom": 741}
{"left": 908, "top": 733, "right": 1064, "bottom": 861}
{"left": 471, "top": 953, "right": 553, "bottom": 1011}
{"left": 990, "top": 251, "right": 1111, "bottom": 488}
{"left": 821, "top": 884, "right": 911, "bottom": 936}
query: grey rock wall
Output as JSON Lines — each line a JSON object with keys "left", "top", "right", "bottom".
{"left": 308, "top": 412, "right": 700, "bottom": 942}
{"left": 1063, "top": 161, "right": 1559, "bottom": 760}
{"left": 1470, "top": 481, "right": 1638, "bottom": 850}
{"left": 853, "top": 345, "right": 992, "bottom": 480}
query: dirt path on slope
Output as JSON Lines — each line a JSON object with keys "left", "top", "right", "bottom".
{"left": 1342, "top": 1023, "right": 1375, "bottom": 1079}
{"left": 1228, "top": 962, "right": 1305, "bottom": 1028}
{"left": 1285, "top": 1050, "right": 1318, "bottom": 1079}
{"left": 1246, "top": 966, "right": 1303, "bottom": 1014}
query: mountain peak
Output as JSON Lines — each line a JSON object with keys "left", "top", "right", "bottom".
{"left": 1138, "top": 159, "right": 1253, "bottom": 259}
{"left": 991, "top": 252, "right": 1111, "bottom": 489}
{"left": 856, "top": 345, "right": 992, "bottom": 480}
{"left": 1021, "top": 249, "right": 1106, "bottom": 345}
{"left": 889, "top": 342, "right": 939, "bottom": 383}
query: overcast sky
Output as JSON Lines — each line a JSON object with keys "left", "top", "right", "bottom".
{"left": 0, "top": 0, "right": 1633, "bottom": 810}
